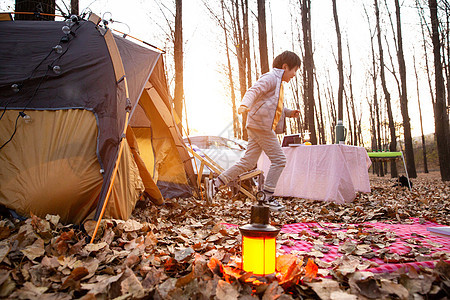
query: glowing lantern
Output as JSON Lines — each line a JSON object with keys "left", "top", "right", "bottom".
{"left": 239, "top": 195, "right": 280, "bottom": 276}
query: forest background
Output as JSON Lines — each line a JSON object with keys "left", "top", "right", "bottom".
{"left": 1, "top": 0, "right": 449, "bottom": 180}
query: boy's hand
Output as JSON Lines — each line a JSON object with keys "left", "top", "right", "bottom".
{"left": 238, "top": 105, "right": 248, "bottom": 114}
{"left": 292, "top": 110, "right": 300, "bottom": 117}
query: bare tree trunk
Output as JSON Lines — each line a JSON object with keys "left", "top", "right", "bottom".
{"left": 365, "top": 4, "right": 383, "bottom": 176}
{"left": 15, "top": 0, "right": 55, "bottom": 20}
{"left": 416, "top": 0, "right": 436, "bottom": 107}
{"left": 232, "top": 0, "right": 247, "bottom": 100}
{"left": 173, "top": 0, "right": 184, "bottom": 132}
{"left": 395, "top": 0, "right": 417, "bottom": 178}
{"left": 332, "top": 0, "right": 344, "bottom": 125}
{"left": 220, "top": 0, "right": 241, "bottom": 139}
{"left": 241, "top": 0, "right": 250, "bottom": 140}
{"left": 429, "top": 0, "right": 450, "bottom": 181}
{"left": 444, "top": 5, "right": 450, "bottom": 147}
{"left": 268, "top": 0, "right": 275, "bottom": 61}
{"left": 257, "top": 0, "right": 269, "bottom": 74}
{"left": 252, "top": 24, "right": 260, "bottom": 79}
{"left": 71, "top": 0, "right": 78, "bottom": 15}
{"left": 346, "top": 41, "right": 358, "bottom": 146}
{"left": 300, "top": 0, "right": 317, "bottom": 144}
{"left": 230, "top": 0, "right": 247, "bottom": 139}
{"left": 343, "top": 90, "right": 352, "bottom": 144}
{"left": 413, "top": 53, "right": 429, "bottom": 173}
{"left": 241, "top": 0, "right": 252, "bottom": 89}
{"left": 326, "top": 70, "right": 336, "bottom": 143}
{"left": 368, "top": 97, "right": 378, "bottom": 175}
{"left": 315, "top": 74, "right": 326, "bottom": 144}
{"left": 375, "top": 0, "right": 397, "bottom": 177}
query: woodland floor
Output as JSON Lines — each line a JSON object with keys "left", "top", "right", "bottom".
{"left": 0, "top": 171, "right": 449, "bottom": 299}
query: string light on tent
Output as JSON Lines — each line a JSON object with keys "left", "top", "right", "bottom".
{"left": 53, "top": 45, "right": 63, "bottom": 54}
{"left": 65, "top": 18, "right": 74, "bottom": 27}
{"left": 52, "top": 65, "right": 61, "bottom": 75}
{"left": 62, "top": 25, "right": 71, "bottom": 35}
{"left": 19, "top": 112, "right": 32, "bottom": 124}
{"left": 70, "top": 15, "right": 79, "bottom": 25}
{"left": 11, "top": 83, "right": 21, "bottom": 93}
{"left": 1, "top": 15, "right": 84, "bottom": 152}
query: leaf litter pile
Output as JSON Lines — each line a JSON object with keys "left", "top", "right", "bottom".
{"left": 0, "top": 172, "right": 449, "bottom": 299}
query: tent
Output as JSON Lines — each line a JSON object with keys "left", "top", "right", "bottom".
{"left": 0, "top": 14, "right": 196, "bottom": 224}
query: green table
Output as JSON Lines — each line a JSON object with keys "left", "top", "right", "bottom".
{"left": 366, "top": 151, "right": 411, "bottom": 190}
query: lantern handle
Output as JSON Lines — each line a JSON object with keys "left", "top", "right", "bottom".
{"left": 256, "top": 191, "right": 265, "bottom": 205}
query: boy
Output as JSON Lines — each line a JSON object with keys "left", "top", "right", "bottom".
{"left": 210, "top": 50, "right": 301, "bottom": 211}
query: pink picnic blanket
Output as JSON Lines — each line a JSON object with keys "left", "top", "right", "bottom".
{"left": 279, "top": 218, "right": 450, "bottom": 274}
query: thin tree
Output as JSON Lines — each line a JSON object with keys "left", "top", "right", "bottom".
{"left": 413, "top": 52, "right": 429, "bottom": 173}
{"left": 346, "top": 41, "right": 359, "bottom": 146}
{"left": 257, "top": 0, "right": 269, "bottom": 74}
{"left": 376, "top": 0, "right": 397, "bottom": 177}
{"left": 173, "top": 0, "right": 184, "bottom": 131}
{"left": 71, "top": 0, "right": 78, "bottom": 15}
{"left": 203, "top": 1, "right": 241, "bottom": 138}
{"left": 416, "top": 0, "right": 435, "bottom": 108}
{"left": 365, "top": 5, "right": 384, "bottom": 176}
{"left": 222, "top": 0, "right": 241, "bottom": 139}
{"left": 332, "top": 0, "right": 344, "bottom": 138}
{"left": 394, "top": 0, "right": 417, "bottom": 178}
{"left": 325, "top": 70, "right": 336, "bottom": 143}
{"left": 240, "top": 0, "right": 250, "bottom": 140}
{"left": 229, "top": 0, "right": 248, "bottom": 139}
{"left": 300, "top": 0, "right": 317, "bottom": 144}
{"left": 315, "top": 74, "right": 326, "bottom": 144}
{"left": 429, "top": 0, "right": 450, "bottom": 181}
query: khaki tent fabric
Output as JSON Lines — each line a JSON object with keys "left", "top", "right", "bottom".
{"left": 0, "top": 18, "right": 196, "bottom": 224}
{"left": 126, "top": 126, "right": 163, "bottom": 205}
{"left": 0, "top": 109, "right": 144, "bottom": 224}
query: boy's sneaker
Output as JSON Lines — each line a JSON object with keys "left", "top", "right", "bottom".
{"left": 205, "top": 178, "right": 216, "bottom": 203}
{"left": 264, "top": 197, "right": 285, "bottom": 211}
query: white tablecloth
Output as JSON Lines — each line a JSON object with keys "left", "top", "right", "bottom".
{"left": 257, "top": 144, "right": 371, "bottom": 203}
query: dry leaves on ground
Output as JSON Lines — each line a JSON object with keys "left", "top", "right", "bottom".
{"left": 0, "top": 172, "right": 448, "bottom": 299}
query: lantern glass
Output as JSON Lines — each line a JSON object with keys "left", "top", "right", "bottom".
{"left": 242, "top": 235, "right": 276, "bottom": 275}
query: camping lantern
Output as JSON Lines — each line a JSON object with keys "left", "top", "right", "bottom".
{"left": 239, "top": 195, "right": 280, "bottom": 276}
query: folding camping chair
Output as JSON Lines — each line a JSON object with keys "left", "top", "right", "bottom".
{"left": 367, "top": 151, "right": 412, "bottom": 191}
{"left": 185, "top": 146, "right": 264, "bottom": 203}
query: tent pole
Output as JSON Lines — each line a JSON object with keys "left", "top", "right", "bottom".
{"left": 91, "top": 77, "right": 131, "bottom": 243}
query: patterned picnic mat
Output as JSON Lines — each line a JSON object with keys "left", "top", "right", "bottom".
{"left": 278, "top": 218, "right": 450, "bottom": 274}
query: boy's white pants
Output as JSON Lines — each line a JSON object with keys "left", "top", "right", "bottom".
{"left": 218, "top": 127, "right": 286, "bottom": 193}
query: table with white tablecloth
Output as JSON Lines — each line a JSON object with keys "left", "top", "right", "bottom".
{"left": 257, "top": 144, "right": 372, "bottom": 203}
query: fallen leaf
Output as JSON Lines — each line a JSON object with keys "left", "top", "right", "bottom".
{"left": 262, "top": 281, "right": 284, "bottom": 300}
{"left": 45, "top": 214, "right": 60, "bottom": 227}
{"left": 120, "top": 267, "right": 145, "bottom": 298}
{"left": 216, "top": 280, "right": 239, "bottom": 300}
{"left": 11, "top": 282, "right": 47, "bottom": 299}
{"left": 123, "top": 219, "right": 144, "bottom": 232}
{"left": 21, "top": 238, "right": 45, "bottom": 261}
{"left": 174, "top": 247, "right": 194, "bottom": 262}
{"left": 0, "top": 240, "right": 10, "bottom": 263}
{"left": 61, "top": 267, "right": 89, "bottom": 289}
{"left": 84, "top": 242, "right": 107, "bottom": 253}
{"left": 304, "top": 258, "right": 318, "bottom": 282}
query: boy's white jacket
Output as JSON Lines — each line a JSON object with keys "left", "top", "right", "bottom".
{"left": 241, "top": 68, "right": 295, "bottom": 134}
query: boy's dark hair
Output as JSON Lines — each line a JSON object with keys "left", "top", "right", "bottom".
{"left": 272, "top": 51, "right": 301, "bottom": 69}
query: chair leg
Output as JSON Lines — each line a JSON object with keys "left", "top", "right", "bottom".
{"left": 400, "top": 152, "right": 412, "bottom": 191}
